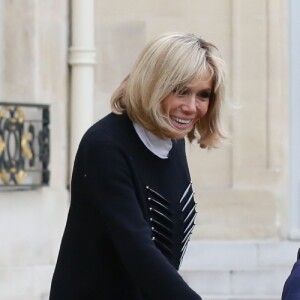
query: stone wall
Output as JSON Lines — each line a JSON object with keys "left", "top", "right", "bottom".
{"left": 0, "top": 1, "right": 69, "bottom": 299}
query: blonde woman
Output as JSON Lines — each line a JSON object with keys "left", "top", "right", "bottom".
{"left": 50, "top": 32, "right": 226, "bottom": 300}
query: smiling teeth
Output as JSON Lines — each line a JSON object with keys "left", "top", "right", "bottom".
{"left": 172, "top": 117, "right": 192, "bottom": 125}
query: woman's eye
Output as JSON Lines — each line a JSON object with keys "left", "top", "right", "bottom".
{"left": 197, "top": 91, "right": 211, "bottom": 100}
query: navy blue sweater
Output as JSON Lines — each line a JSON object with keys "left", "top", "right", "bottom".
{"left": 50, "top": 113, "right": 201, "bottom": 300}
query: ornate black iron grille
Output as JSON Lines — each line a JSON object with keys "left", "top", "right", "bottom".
{"left": 0, "top": 102, "right": 50, "bottom": 189}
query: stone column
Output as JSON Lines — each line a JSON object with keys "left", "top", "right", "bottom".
{"left": 69, "top": 0, "right": 96, "bottom": 176}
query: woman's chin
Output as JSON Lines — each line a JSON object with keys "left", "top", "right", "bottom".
{"left": 168, "top": 127, "right": 191, "bottom": 139}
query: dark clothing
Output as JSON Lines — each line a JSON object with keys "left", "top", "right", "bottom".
{"left": 50, "top": 113, "right": 201, "bottom": 300}
{"left": 282, "top": 249, "right": 300, "bottom": 300}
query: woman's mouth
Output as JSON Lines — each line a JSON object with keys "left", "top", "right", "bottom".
{"left": 170, "top": 116, "right": 194, "bottom": 130}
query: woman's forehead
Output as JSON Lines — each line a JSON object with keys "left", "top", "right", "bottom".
{"left": 184, "top": 68, "right": 214, "bottom": 88}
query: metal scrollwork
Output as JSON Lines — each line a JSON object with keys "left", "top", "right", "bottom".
{"left": 0, "top": 102, "right": 50, "bottom": 188}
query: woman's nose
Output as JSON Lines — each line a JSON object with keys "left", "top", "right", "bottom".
{"left": 181, "top": 95, "right": 197, "bottom": 113}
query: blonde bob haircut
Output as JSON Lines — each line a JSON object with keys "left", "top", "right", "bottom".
{"left": 111, "top": 32, "right": 226, "bottom": 148}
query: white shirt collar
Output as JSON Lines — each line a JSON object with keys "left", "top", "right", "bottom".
{"left": 133, "top": 123, "right": 172, "bottom": 159}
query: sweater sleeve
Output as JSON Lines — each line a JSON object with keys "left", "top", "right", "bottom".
{"left": 82, "top": 137, "right": 202, "bottom": 300}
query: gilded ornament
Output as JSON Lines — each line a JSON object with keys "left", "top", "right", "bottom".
{"left": 0, "top": 136, "right": 5, "bottom": 155}
{"left": 10, "top": 167, "right": 17, "bottom": 174}
{"left": 21, "top": 132, "right": 33, "bottom": 159}
{"left": 15, "top": 170, "right": 26, "bottom": 184}
{"left": 16, "top": 107, "right": 25, "bottom": 123}
{"left": 0, "top": 169, "right": 9, "bottom": 185}
{"left": 0, "top": 107, "right": 8, "bottom": 117}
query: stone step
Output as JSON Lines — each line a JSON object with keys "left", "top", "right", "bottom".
{"left": 179, "top": 240, "right": 298, "bottom": 299}
{"left": 181, "top": 240, "right": 299, "bottom": 271}
{"left": 180, "top": 268, "right": 289, "bottom": 296}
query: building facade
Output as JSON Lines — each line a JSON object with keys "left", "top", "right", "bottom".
{"left": 0, "top": 0, "right": 299, "bottom": 299}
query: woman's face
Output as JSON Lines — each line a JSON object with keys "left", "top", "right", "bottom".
{"left": 161, "top": 69, "right": 213, "bottom": 139}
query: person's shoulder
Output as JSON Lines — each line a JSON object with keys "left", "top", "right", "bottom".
{"left": 292, "top": 260, "right": 300, "bottom": 276}
{"left": 82, "top": 112, "right": 132, "bottom": 145}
